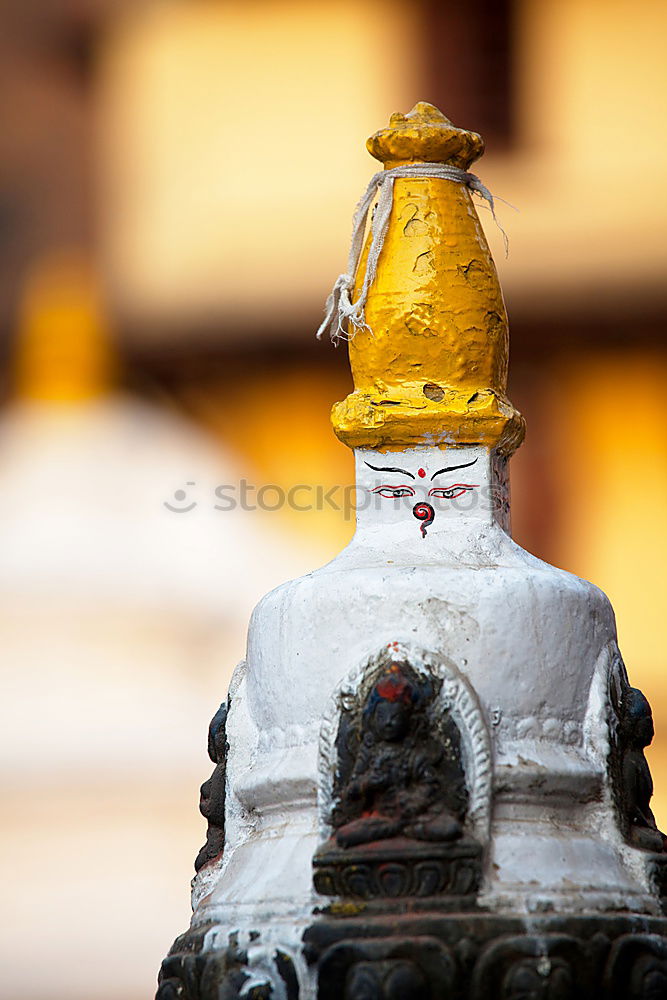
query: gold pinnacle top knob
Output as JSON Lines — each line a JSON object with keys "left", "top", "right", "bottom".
{"left": 366, "top": 101, "right": 485, "bottom": 170}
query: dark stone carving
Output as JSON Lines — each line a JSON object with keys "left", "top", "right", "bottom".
{"left": 194, "top": 700, "right": 229, "bottom": 873}
{"left": 156, "top": 928, "right": 300, "bottom": 1000}
{"left": 603, "top": 933, "right": 667, "bottom": 1000}
{"left": 316, "top": 937, "right": 455, "bottom": 1000}
{"left": 157, "top": 913, "right": 667, "bottom": 998}
{"left": 501, "top": 959, "right": 573, "bottom": 999}
{"left": 313, "top": 835, "right": 481, "bottom": 899}
{"left": 305, "top": 917, "right": 659, "bottom": 999}
{"left": 345, "top": 960, "right": 426, "bottom": 1000}
{"left": 470, "top": 934, "right": 585, "bottom": 999}
{"left": 610, "top": 683, "right": 666, "bottom": 853}
{"left": 314, "top": 658, "right": 481, "bottom": 900}
{"left": 331, "top": 660, "right": 467, "bottom": 847}
{"left": 649, "top": 856, "right": 667, "bottom": 915}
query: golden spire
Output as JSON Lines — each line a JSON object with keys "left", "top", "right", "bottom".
{"left": 330, "top": 102, "right": 524, "bottom": 455}
{"left": 14, "top": 250, "right": 115, "bottom": 404}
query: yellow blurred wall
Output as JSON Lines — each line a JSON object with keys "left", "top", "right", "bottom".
{"left": 553, "top": 353, "right": 667, "bottom": 828}
{"left": 97, "top": 0, "right": 667, "bottom": 324}
{"left": 98, "top": 0, "right": 420, "bottom": 329}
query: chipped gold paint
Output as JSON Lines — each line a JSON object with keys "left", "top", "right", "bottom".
{"left": 331, "top": 103, "right": 524, "bottom": 455}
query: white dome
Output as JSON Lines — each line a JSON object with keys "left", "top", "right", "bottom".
{"left": 0, "top": 395, "right": 297, "bottom": 620}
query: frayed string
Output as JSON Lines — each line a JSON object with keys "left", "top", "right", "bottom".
{"left": 316, "top": 162, "right": 514, "bottom": 345}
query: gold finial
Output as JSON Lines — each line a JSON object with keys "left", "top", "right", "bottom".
{"left": 14, "top": 250, "right": 116, "bottom": 404}
{"left": 367, "top": 101, "right": 484, "bottom": 170}
{"left": 330, "top": 103, "right": 524, "bottom": 455}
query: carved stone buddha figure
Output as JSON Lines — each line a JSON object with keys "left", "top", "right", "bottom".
{"left": 333, "top": 662, "right": 466, "bottom": 847}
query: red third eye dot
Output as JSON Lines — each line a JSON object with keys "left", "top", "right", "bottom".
{"left": 418, "top": 468, "right": 426, "bottom": 478}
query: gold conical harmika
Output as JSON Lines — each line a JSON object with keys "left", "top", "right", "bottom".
{"left": 331, "top": 103, "right": 525, "bottom": 455}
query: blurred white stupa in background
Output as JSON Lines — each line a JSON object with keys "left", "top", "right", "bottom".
{"left": 0, "top": 252, "right": 308, "bottom": 1000}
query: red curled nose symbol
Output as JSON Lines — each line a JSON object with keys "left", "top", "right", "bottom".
{"left": 413, "top": 501, "right": 435, "bottom": 538}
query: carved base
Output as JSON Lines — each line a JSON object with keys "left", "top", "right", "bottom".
{"left": 156, "top": 924, "right": 302, "bottom": 1000}
{"left": 305, "top": 911, "right": 667, "bottom": 999}
{"left": 313, "top": 836, "right": 482, "bottom": 901}
{"left": 157, "top": 910, "right": 667, "bottom": 999}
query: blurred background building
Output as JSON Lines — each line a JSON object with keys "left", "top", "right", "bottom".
{"left": 0, "top": 1, "right": 665, "bottom": 998}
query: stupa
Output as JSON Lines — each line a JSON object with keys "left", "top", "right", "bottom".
{"left": 157, "top": 104, "right": 667, "bottom": 999}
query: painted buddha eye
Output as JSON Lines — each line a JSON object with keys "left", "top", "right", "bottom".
{"left": 372, "top": 485, "right": 415, "bottom": 498}
{"left": 428, "top": 484, "right": 478, "bottom": 500}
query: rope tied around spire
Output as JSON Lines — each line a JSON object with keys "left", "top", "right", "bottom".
{"left": 316, "top": 163, "right": 514, "bottom": 345}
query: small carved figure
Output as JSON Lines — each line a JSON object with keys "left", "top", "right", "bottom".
{"left": 618, "top": 688, "right": 666, "bottom": 853}
{"left": 194, "top": 701, "right": 228, "bottom": 872}
{"left": 333, "top": 662, "right": 467, "bottom": 848}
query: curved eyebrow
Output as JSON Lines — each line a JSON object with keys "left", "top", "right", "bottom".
{"left": 431, "top": 458, "right": 478, "bottom": 480}
{"left": 365, "top": 461, "right": 415, "bottom": 480}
